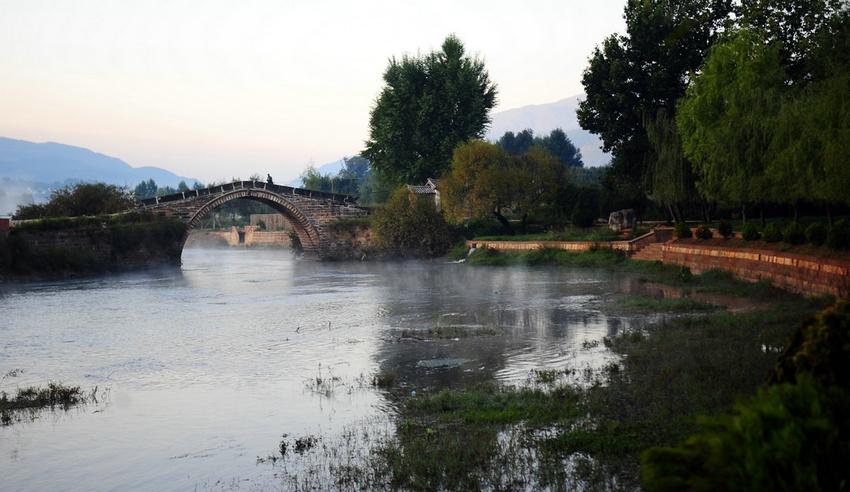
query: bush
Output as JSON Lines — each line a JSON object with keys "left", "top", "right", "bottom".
{"left": 771, "top": 301, "right": 850, "bottom": 388}
{"left": 742, "top": 222, "right": 760, "bottom": 241}
{"left": 642, "top": 301, "right": 850, "bottom": 492}
{"left": 826, "top": 220, "right": 850, "bottom": 250}
{"left": 14, "top": 183, "right": 133, "bottom": 219}
{"left": 641, "top": 376, "right": 850, "bottom": 492}
{"left": 805, "top": 223, "right": 827, "bottom": 246}
{"left": 782, "top": 222, "right": 806, "bottom": 245}
{"left": 718, "top": 220, "right": 733, "bottom": 239}
{"left": 762, "top": 223, "right": 782, "bottom": 242}
{"left": 674, "top": 222, "right": 692, "bottom": 239}
{"left": 372, "top": 188, "right": 452, "bottom": 258}
{"left": 694, "top": 224, "right": 713, "bottom": 240}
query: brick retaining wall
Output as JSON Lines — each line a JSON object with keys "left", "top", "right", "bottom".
{"left": 655, "top": 243, "right": 850, "bottom": 298}
{"left": 464, "top": 234, "right": 849, "bottom": 298}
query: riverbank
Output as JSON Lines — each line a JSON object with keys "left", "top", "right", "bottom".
{"left": 0, "top": 212, "right": 186, "bottom": 279}
{"left": 460, "top": 238, "right": 850, "bottom": 298}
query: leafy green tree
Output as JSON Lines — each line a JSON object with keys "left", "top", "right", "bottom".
{"left": 372, "top": 187, "right": 451, "bottom": 258}
{"left": 578, "top": 0, "right": 733, "bottom": 208}
{"left": 441, "top": 141, "right": 565, "bottom": 234}
{"left": 14, "top": 183, "right": 133, "bottom": 219}
{"left": 497, "top": 128, "right": 583, "bottom": 168}
{"left": 644, "top": 109, "right": 694, "bottom": 222}
{"left": 538, "top": 128, "right": 583, "bottom": 168}
{"left": 134, "top": 179, "right": 158, "bottom": 199}
{"left": 677, "top": 29, "right": 786, "bottom": 221}
{"left": 739, "top": 0, "right": 846, "bottom": 83}
{"left": 497, "top": 129, "right": 535, "bottom": 155}
{"left": 177, "top": 181, "right": 189, "bottom": 192}
{"left": 363, "top": 35, "right": 497, "bottom": 187}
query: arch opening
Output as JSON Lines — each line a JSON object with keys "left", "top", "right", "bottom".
{"left": 180, "top": 189, "right": 322, "bottom": 256}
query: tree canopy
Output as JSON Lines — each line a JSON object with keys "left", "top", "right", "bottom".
{"left": 15, "top": 183, "right": 134, "bottom": 219}
{"left": 497, "top": 128, "right": 583, "bottom": 167}
{"left": 441, "top": 140, "right": 566, "bottom": 234}
{"left": 363, "top": 35, "right": 498, "bottom": 187}
{"left": 577, "top": 0, "right": 734, "bottom": 209}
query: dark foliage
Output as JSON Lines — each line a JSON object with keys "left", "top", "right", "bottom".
{"left": 674, "top": 222, "right": 693, "bottom": 239}
{"left": 718, "top": 220, "right": 734, "bottom": 239}
{"left": 14, "top": 183, "right": 133, "bottom": 219}
{"left": 762, "top": 223, "right": 783, "bottom": 242}
{"left": 783, "top": 222, "right": 806, "bottom": 245}
{"left": 742, "top": 222, "right": 761, "bottom": 241}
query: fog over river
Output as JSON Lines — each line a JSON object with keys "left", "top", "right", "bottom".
{"left": 0, "top": 247, "right": 661, "bottom": 491}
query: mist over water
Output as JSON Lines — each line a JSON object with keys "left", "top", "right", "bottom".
{"left": 0, "top": 248, "right": 653, "bottom": 491}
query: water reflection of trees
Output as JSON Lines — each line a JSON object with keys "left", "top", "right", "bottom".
{"left": 369, "top": 263, "right": 622, "bottom": 390}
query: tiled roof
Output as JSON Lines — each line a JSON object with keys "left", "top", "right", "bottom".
{"left": 407, "top": 185, "right": 437, "bottom": 194}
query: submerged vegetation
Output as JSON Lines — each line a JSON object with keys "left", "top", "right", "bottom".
{"left": 251, "top": 254, "right": 833, "bottom": 490}
{"left": 0, "top": 382, "right": 101, "bottom": 426}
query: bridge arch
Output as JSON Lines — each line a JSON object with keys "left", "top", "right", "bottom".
{"left": 182, "top": 188, "right": 322, "bottom": 254}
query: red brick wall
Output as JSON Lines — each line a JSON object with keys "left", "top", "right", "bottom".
{"left": 657, "top": 244, "right": 850, "bottom": 298}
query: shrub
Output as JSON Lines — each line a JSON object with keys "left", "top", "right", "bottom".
{"left": 782, "top": 222, "right": 806, "bottom": 245}
{"left": 826, "top": 220, "right": 850, "bottom": 250}
{"left": 805, "top": 223, "right": 827, "bottom": 246}
{"left": 642, "top": 302, "right": 850, "bottom": 492}
{"left": 718, "top": 220, "right": 733, "bottom": 239}
{"left": 14, "top": 183, "right": 133, "bottom": 219}
{"left": 674, "top": 222, "right": 692, "bottom": 239}
{"left": 694, "top": 224, "right": 713, "bottom": 240}
{"left": 771, "top": 301, "right": 850, "bottom": 388}
{"left": 762, "top": 223, "right": 782, "bottom": 242}
{"left": 641, "top": 376, "right": 850, "bottom": 492}
{"left": 372, "top": 188, "right": 452, "bottom": 258}
{"left": 742, "top": 222, "right": 760, "bottom": 241}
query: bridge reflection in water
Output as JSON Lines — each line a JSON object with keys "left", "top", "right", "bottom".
{"left": 139, "top": 180, "right": 369, "bottom": 258}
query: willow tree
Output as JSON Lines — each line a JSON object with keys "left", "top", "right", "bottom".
{"left": 363, "top": 35, "right": 498, "bottom": 189}
{"left": 677, "top": 29, "right": 787, "bottom": 222}
{"left": 644, "top": 108, "right": 694, "bottom": 223}
{"left": 441, "top": 141, "right": 564, "bottom": 234}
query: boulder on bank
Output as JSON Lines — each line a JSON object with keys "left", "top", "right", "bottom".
{"left": 608, "top": 209, "right": 636, "bottom": 232}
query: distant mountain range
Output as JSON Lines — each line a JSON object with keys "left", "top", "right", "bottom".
{"left": 0, "top": 137, "right": 197, "bottom": 189}
{"left": 486, "top": 95, "right": 610, "bottom": 167}
{"left": 0, "top": 137, "right": 199, "bottom": 215}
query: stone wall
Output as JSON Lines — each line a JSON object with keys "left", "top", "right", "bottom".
{"left": 2, "top": 219, "right": 185, "bottom": 277}
{"left": 653, "top": 243, "right": 850, "bottom": 298}
{"left": 466, "top": 231, "right": 658, "bottom": 255}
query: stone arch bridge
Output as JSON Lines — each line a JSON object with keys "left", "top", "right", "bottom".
{"left": 138, "top": 180, "right": 369, "bottom": 258}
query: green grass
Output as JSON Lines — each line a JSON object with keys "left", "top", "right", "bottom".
{"left": 473, "top": 227, "right": 622, "bottom": 242}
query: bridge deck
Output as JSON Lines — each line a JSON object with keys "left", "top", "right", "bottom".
{"left": 138, "top": 181, "right": 358, "bottom": 207}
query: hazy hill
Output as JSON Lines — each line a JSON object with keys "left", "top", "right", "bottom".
{"left": 0, "top": 137, "right": 197, "bottom": 189}
{"left": 486, "top": 95, "right": 610, "bottom": 167}
{"left": 287, "top": 159, "right": 347, "bottom": 187}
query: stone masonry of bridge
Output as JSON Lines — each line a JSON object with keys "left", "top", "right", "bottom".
{"left": 138, "top": 181, "right": 370, "bottom": 259}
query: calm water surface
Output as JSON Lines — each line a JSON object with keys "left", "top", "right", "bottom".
{"left": 1, "top": 248, "right": 653, "bottom": 491}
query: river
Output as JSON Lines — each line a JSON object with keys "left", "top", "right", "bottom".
{"left": 1, "top": 247, "right": 659, "bottom": 491}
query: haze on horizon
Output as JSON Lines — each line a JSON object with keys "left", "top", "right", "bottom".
{"left": 0, "top": 0, "right": 625, "bottom": 183}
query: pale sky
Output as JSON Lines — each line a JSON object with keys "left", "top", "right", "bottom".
{"left": 0, "top": 0, "right": 625, "bottom": 183}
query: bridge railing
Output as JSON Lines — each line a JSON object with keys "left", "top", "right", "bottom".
{"left": 137, "top": 181, "right": 359, "bottom": 207}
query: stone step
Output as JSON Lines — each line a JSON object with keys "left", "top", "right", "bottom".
{"left": 632, "top": 243, "right": 665, "bottom": 262}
